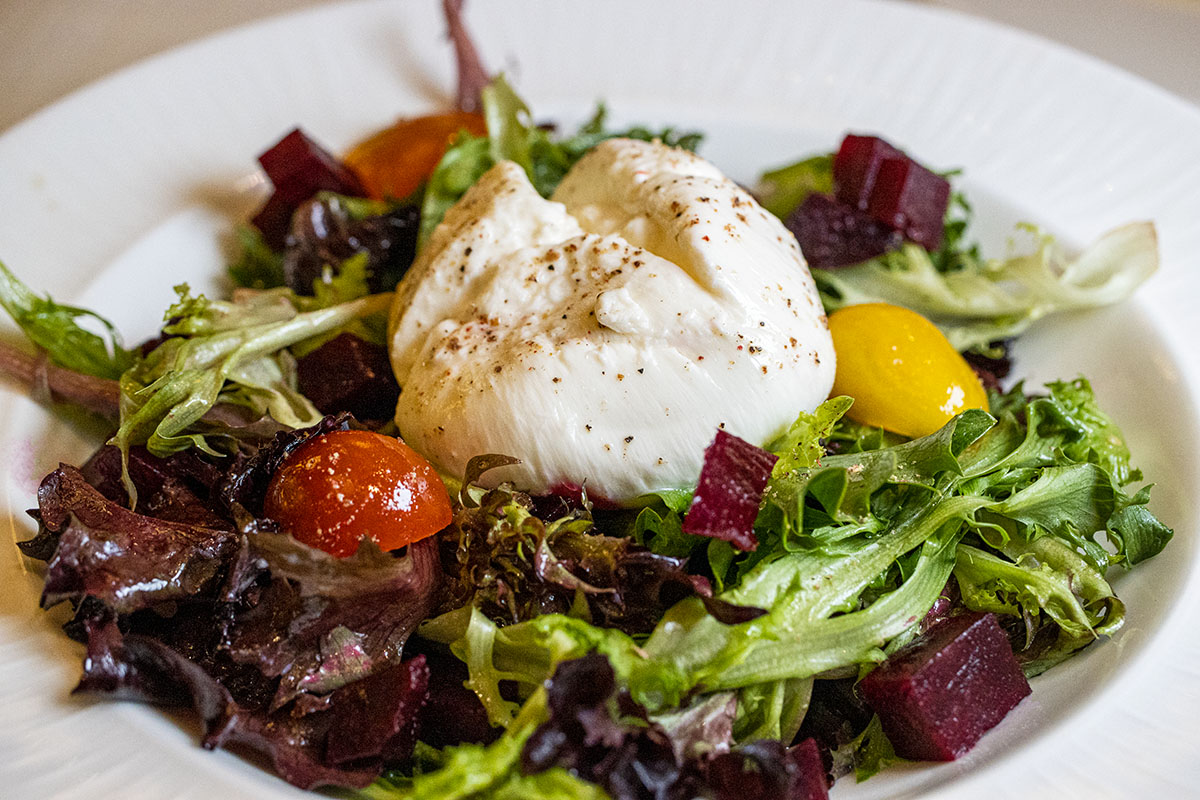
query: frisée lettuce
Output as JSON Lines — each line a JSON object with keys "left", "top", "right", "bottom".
{"left": 395, "top": 377, "right": 1170, "bottom": 797}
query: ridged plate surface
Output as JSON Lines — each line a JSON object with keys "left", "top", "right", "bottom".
{"left": 1, "top": 2, "right": 1198, "bottom": 798}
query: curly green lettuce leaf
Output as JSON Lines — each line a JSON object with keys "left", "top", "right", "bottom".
{"left": 419, "top": 603, "right": 653, "bottom": 728}
{"left": 0, "top": 259, "right": 136, "bottom": 380}
{"left": 848, "top": 715, "right": 904, "bottom": 782}
{"left": 113, "top": 290, "right": 392, "bottom": 503}
{"left": 953, "top": 542, "right": 1115, "bottom": 674}
{"left": 768, "top": 394, "right": 853, "bottom": 474}
{"left": 365, "top": 707, "right": 607, "bottom": 800}
{"left": 432, "top": 378, "right": 1170, "bottom": 742}
{"left": 815, "top": 221, "right": 1159, "bottom": 352}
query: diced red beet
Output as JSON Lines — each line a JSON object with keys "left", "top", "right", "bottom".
{"left": 864, "top": 156, "right": 951, "bottom": 250}
{"left": 859, "top": 612, "right": 1030, "bottom": 762}
{"left": 681, "top": 429, "right": 778, "bottom": 552}
{"left": 832, "top": 134, "right": 903, "bottom": 210}
{"left": 295, "top": 332, "right": 400, "bottom": 423}
{"left": 252, "top": 128, "right": 367, "bottom": 249}
{"left": 786, "top": 193, "right": 903, "bottom": 269}
{"left": 788, "top": 738, "right": 831, "bottom": 800}
{"left": 250, "top": 192, "right": 300, "bottom": 252}
{"left": 258, "top": 128, "right": 365, "bottom": 199}
{"left": 830, "top": 133, "right": 952, "bottom": 252}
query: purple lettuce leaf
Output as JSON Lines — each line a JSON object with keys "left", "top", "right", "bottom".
{"left": 33, "top": 465, "right": 237, "bottom": 613}
{"left": 221, "top": 533, "right": 439, "bottom": 708}
{"left": 521, "top": 655, "right": 828, "bottom": 800}
{"left": 705, "top": 739, "right": 829, "bottom": 800}
{"left": 447, "top": 476, "right": 739, "bottom": 634}
{"left": 521, "top": 654, "right": 698, "bottom": 800}
{"left": 682, "top": 429, "right": 779, "bottom": 552}
{"left": 962, "top": 339, "right": 1013, "bottom": 394}
{"left": 80, "top": 443, "right": 230, "bottom": 528}
{"left": 24, "top": 431, "right": 444, "bottom": 790}
{"left": 215, "top": 412, "right": 351, "bottom": 516}
{"left": 74, "top": 616, "right": 428, "bottom": 790}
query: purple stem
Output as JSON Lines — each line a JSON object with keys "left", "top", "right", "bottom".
{"left": 443, "top": 0, "right": 491, "bottom": 113}
{"left": 0, "top": 339, "right": 119, "bottom": 419}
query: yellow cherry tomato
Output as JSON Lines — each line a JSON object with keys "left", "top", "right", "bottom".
{"left": 344, "top": 111, "right": 487, "bottom": 201}
{"left": 828, "top": 303, "right": 987, "bottom": 438}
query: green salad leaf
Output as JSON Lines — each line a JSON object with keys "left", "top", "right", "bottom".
{"left": 815, "top": 222, "right": 1159, "bottom": 352}
{"left": 755, "top": 153, "right": 833, "bottom": 219}
{"left": 113, "top": 287, "right": 392, "bottom": 503}
{"left": 227, "top": 225, "right": 286, "bottom": 290}
{"left": 421, "top": 379, "right": 1170, "bottom": 754}
{"left": 0, "top": 259, "right": 136, "bottom": 380}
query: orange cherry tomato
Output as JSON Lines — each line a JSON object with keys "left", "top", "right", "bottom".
{"left": 344, "top": 111, "right": 487, "bottom": 200}
{"left": 828, "top": 303, "right": 988, "bottom": 439}
{"left": 264, "top": 430, "right": 452, "bottom": 557}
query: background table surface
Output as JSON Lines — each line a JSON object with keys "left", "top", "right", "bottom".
{"left": 2, "top": 0, "right": 1198, "bottom": 135}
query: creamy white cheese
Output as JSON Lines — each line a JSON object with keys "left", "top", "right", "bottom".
{"left": 388, "top": 138, "right": 834, "bottom": 502}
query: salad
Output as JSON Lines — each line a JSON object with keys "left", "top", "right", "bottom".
{"left": 0, "top": 3, "right": 1175, "bottom": 799}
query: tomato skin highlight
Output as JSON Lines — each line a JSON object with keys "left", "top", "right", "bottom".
{"left": 264, "top": 430, "right": 452, "bottom": 558}
{"left": 828, "top": 303, "right": 987, "bottom": 439}
{"left": 344, "top": 111, "right": 487, "bottom": 201}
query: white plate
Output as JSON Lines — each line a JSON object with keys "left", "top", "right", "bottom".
{"left": 2, "top": 1, "right": 1199, "bottom": 798}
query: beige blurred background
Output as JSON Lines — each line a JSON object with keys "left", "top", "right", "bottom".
{"left": 1, "top": 0, "right": 1198, "bottom": 133}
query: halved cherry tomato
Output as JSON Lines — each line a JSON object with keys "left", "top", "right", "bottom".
{"left": 264, "top": 430, "right": 452, "bottom": 557}
{"left": 828, "top": 303, "right": 987, "bottom": 438}
{"left": 344, "top": 111, "right": 487, "bottom": 201}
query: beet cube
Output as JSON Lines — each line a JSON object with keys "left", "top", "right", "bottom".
{"left": 252, "top": 128, "right": 366, "bottom": 249}
{"left": 296, "top": 333, "right": 400, "bottom": 423}
{"left": 250, "top": 192, "right": 300, "bottom": 252}
{"left": 786, "top": 193, "right": 904, "bottom": 269}
{"left": 258, "top": 128, "right": 365, "bottom": 199}
{"left": 682, "top": 429, "right": 778, "bottom": 552}
{"left": 864, "top": 157, "right": 951, "bottom": 250}
{"left": 832, "top": 134, "right": 903, "bottom": 210}
{"left": 788, "top": 738, "right": 831, "bottom": 800}
{"left": 859, "top": 612, "right": 1030, "bottom": 761}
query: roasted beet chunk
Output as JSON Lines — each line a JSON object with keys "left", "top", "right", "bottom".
{"left": 296, "top": 333, "right": 400, "bottom": 423}
{"left": 682, "top": 429, "right": 779, "bottom": 552}
{"left": 829, "top": 133, "right": 951, "bottom": 252}
{"left": 865, "top": 156, "right": 951, "bottom": 249}
{"left": 832, "top": 134, "right": 903, "bottom": 210}
{"left": 789, "top": 738, "right": 832, "bottom": 800}
{"left": 786, "top": 193, "right": 903, "bottom": 269}
{"left": 252, "top": 128, "right": 366, "bottom": 249}
{"left": 859, "top": 612, "right": 1030, "bottom": 761}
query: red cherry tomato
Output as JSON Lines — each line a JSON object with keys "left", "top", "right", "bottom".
{"left": 264, "top": 430, "right": 452, "bottom": 558}
{"left": 343, "top": 111, "right": 488, "bottom": 201}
